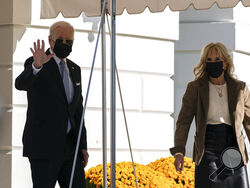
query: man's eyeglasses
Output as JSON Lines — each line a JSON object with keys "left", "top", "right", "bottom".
{"left": 51, "top": 38, "right": 73, "bottom": 46}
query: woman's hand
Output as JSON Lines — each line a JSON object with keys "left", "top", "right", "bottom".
{"left": 174, "top": 154, "right": 184, "bottom": 173}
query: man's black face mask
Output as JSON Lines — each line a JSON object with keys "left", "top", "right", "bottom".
{"left": 206, "top": 61, "right": 224, "bottom": 78}
{"left": 53, "top": 38, "right": 72, "bottom": 58}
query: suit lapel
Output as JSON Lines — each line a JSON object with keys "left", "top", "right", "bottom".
{"left": 66, "top": 59, "right": 78, "bottom": 104}
{"left": 225, "top": 74, "right": 239, "bottom": 127}
{"left": 198, "top": 76, "right": 209, "bottom": 123}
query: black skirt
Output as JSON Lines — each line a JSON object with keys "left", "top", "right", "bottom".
{"left": 195, "top": 124, "right": 249, "bottom": 188}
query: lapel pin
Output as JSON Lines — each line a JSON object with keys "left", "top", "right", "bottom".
{"left": 72, "top": 67, "right": 75, "bottom": 70}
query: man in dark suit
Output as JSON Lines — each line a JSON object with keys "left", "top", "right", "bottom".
{"left": 15, "top": 21, "right": 89, "bottom": 188}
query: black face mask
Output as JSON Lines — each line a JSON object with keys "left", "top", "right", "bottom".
{"left": 206, "top": 61, "right": 224, "bottom": 78}
{"left": 53, "top": 39, "right": 72, "bottom": 58}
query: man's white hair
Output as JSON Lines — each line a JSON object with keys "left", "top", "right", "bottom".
{"left": 49, "top": 21, "right": 74, "bottom": 36}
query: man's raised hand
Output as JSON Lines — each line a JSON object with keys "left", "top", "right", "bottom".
{"left": 30, "top": 39, "right": 54, "bottom": 69}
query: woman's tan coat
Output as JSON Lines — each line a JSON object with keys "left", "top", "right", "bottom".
{"left": 170, "top": 73, "right": 250, "bottom": 165}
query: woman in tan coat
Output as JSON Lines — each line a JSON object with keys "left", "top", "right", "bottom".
{"left": 170, "top": 42, "right": 250, "bottom": 188}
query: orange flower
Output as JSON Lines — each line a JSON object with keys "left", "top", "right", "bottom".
{"left": 86, "top": 156, "right": 195, "bottom": 188}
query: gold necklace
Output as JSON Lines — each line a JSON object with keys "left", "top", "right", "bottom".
{"left": 214, "top": 84, "right": 224, "bottom": 97}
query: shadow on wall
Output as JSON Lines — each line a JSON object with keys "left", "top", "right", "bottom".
{"left": 13, "top": 26, "right": 28, "bottom": 55}
{"left": 12, "top": 0, "right": 32, "bottom": 55}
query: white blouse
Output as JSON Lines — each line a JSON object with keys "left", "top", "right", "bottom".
{"left": 206, "top": 81, "right": 232, "bottom": 126}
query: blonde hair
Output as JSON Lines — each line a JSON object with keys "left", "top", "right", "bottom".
{"left": 193, "top": 42, "right": 235, "bottom": 80}
{"left": 49, "top": 21, "right": 74, "bottom": 37}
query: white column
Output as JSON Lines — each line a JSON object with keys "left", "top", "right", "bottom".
{"left": 0, "top": 0, "right": 31, "bottom": 187}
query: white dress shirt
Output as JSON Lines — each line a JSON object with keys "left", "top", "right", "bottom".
{"left": 207, "top": 81, "right": 231, "bottom": 126}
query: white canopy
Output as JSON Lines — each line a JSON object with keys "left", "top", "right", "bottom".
{"left": 41, "top": 0, "right": 250, "bottom": 18}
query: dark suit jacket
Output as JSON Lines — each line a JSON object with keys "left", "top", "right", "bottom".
{"left": 15, "top": 49, "right": 87, "bottom": 160}
{"left": 170, "top": 73, "right": 250, "bottom": 165}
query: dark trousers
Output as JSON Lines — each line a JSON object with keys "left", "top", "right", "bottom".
{"left": 29, "top": 131, "right": 86, "bottom": 188}
{"left": 195, "top": 124, "right": 249, "bottom": 188}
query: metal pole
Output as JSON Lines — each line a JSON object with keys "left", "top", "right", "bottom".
{"left": 110, "top": 0, "right": 116, "bottom": 187}
{"left": 101, "top": 0, "right": 107, "bottom": 187}
{"left": 68, "top": 0, "right": 107, "bottom": 187}
{"left": 105, "top": 16, "right": 139, "bottom": 188}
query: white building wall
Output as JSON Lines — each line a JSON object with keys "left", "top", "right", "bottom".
{"left": 0, "top": 0, "right": 179, "bottom": 187}
{"left": 175, "top": 3, "right": 250, "bottom": 181}
{"left": 0, "top": 0, "right": 31, "bottom": 188}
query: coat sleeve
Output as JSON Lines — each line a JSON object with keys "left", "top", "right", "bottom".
{"left": 243, "top": 84, "right": 250, "bottom": 142}
{"left": 15, "top": 57, "right": 40, "bottom": 91}
{"left": 169, "top": 82, "right": 196, "bottom": 156}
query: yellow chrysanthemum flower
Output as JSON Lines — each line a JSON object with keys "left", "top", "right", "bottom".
{"left": 85, "top": 156, "right": 195, "bottom": 188}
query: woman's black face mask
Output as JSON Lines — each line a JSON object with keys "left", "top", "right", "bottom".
{"left": 206, "top": 61, "right": 224, "bottom": 78}
{"left": 53, "top": 38, "right": 73, "bottom": 58}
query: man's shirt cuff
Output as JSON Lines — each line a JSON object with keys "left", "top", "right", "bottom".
{"left": 32, "top": 63, "right": 43, "bottom": 75}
